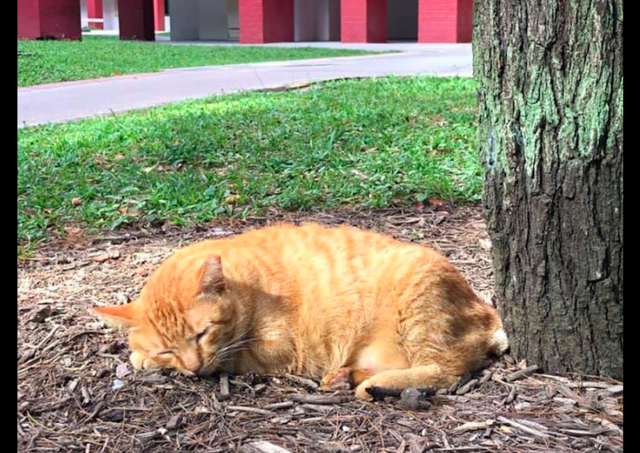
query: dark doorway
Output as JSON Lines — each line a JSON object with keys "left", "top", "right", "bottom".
{"left": 388, "top": 0, "right": 418, "bottom": 41}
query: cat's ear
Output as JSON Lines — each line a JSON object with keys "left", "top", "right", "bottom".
{"left": 92, "top": 303, "right": 139, "bottom": 328}
{"left": 198, "top": 255, "right": 226, "bottom": 295}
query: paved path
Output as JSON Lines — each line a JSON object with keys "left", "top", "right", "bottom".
{"left": 18, "top": 44, "right": 472, "bottom": 128}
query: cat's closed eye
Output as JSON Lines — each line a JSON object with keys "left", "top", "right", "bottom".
{"left": 192, "top": 324, "right": 214, "bottom": 343}
{"left": 157, "top": 350, "right": 175, "bottom": 357}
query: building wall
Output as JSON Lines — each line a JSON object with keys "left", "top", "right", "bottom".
{"left": 419, "top": 0, "right": 471, "bottom": 43}
{"left": 198, "top": 0, "right": 228, "bottom": 40}
{"left": 169, "top": 0, "right": 199, "bottom": 40}
{"left": 294, "top": 0, "right": 316, "bottom": 41}
{"left": 294, "top": 0, "right": 340, "bottom": 42}
{"left": 39, "top": 0, "right": 82, "bottom": 39}
{"left": 456, "top": 0, "right": 473, "bottom": 42}
{"left": 170, "top": 0, "right": 232, "bottom": 41}
{"left": 326, "top": 0, "right": 340, "bottom": 41}
{"left": 341, "top": 0, "right": 386, "bottom": 43}
{"left": 262, "top": 0, "right": 294, "bottom": 42}
{"left": 18, "top": 0, "right": 41, "bottom": 39}
{"left": 388, "top": 0, "right": 418, "bottom": 40}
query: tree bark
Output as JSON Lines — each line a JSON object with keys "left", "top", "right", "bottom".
{"left": 474, "top": 0, "right": 623, "bottom": 379}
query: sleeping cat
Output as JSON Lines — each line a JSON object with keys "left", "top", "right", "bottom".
{"left": 93, "top": 223, "right": 508, "bottom": 400}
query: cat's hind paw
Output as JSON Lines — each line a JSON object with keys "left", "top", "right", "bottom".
{"left": 320, "top": 367, "right": 354, "bottom": 390}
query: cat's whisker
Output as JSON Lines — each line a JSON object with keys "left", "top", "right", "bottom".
{"left": 216, "top": 344, "right": 253, "bottom": 361}
{"left": 220, "top": 326, "right": 255, "bottom": 351}
{"left": 218, "top": 337, "right": 257, "bottom": 356}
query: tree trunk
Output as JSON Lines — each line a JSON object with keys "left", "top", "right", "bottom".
{"left": 474, "top": 0, "right": 623, "bottom": 379}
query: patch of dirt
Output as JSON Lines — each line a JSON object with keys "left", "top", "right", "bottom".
{"left": 18, "top": 207, "right": 623, "bottom": 452}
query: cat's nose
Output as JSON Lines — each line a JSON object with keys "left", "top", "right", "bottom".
{"left": 182, "top": 352, "right": 202, "bottom": 374}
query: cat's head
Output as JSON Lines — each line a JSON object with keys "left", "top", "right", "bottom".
{"left": 93, "top": 253, "right": 238, "bottom": 376}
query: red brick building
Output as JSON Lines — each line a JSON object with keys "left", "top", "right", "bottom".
{"left": 18, "top": 0, "right": 473, "bottom": 44}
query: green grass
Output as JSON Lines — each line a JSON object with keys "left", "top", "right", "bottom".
{"left": 17, "top": 36, "right": 376, "bottom": 87}
{"left": 18, "top": 77, "right": 480, "bottom": 249}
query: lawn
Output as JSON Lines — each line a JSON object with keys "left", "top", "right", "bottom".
{"left": 18, "top": 77, "right": 480, "bottom": 250}
{"left": 17, "top": 36, "right": 376, "bottom": 87}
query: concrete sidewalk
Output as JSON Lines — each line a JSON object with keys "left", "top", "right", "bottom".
{"left": 17, "top": 45, "right": 472, "bottom": 128}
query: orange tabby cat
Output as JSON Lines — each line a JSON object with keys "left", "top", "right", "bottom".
{"left": 93, "top": 223, "right": 508, "bottom": 399}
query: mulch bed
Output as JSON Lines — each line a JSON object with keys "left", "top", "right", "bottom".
{"left": 18, "top": 206, "right": 623, "bottom": 452}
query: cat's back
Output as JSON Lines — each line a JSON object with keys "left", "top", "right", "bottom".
{"left": 170, "top": 223, "right": 442, "bottom": 276}
{"left": 223, "top": 223, "right": 443, "bottom": 287}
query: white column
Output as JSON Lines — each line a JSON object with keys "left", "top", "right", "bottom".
{"left": 103, "top": 0, "right": 119, "bottom": 31}
{"left": 80, "top": 0, "right": 89, "bottom": 28}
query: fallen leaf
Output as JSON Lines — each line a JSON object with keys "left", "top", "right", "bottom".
{"left": 64, "top": 226, "right": 83, "bottom": 236}
{"left": 428, "top": 197, "right": 444, "bottom": 206}
{"left": 225, "top": 194, "right": 241, "bottom": 204}
{"left": 114, "top": 154, "right": 126, "bottom": 161}
{"left": 92, "top": 254, "right": 111, "bottom": 263}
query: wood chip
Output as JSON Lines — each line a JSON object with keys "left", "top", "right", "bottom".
{"left": 497, "top": 416, "right": 550, "bottom": 439}
{"left": 449, "top": 372, "right": 472, "bottom": 393}
{"left": 606, "top": 385, "right": 623, "bottom": 394}
{"left": 30, "top": 306, "right": 55, "bottom": 323}
{"left": 504, "top": 386, "right": 517, "bottom": 405}
{"left": 284, "top": 373, "right": 319, "bottom": 390}
{"left": 227, "top": 406, "right": 276, "bottom": 416}
{"left": 505, "top": 365, "right": 539, "bottom": 383}
{"left": 288, "top": 394, "right": 348, "bottom": 405}
{"left": 239, "top": 441, "right": 292, "bottom": 453}
{"left": 478, "top": 369, "right": 493, "bottom": 386}
{"left": 264, "top": 401, "right": 295, "bottom": 410}
{"left": 166, "top": 414, "right": 182, "bottom": 431}
{"left": 219, "top": 372, "right": 231, "bottom": 401}
{"left": 452, "top": 420, "right": 493, "bottom": 434}
{"left": 559, "top": 428, "right": 613, "bottom": 437}
{"left": 115, "top": 363, "right": 131, "bottom": 379}
{"left": 456, "top": 379, "right": 479, "bottom": 395}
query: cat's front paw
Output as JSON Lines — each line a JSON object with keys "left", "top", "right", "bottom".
{"left": 130, "top": 351, "right": 161, "bottom": 371}
{"left": 355, "top": 379, "right": 376, "bottom": 401}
